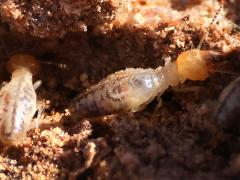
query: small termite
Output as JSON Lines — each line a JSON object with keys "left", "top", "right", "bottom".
{"left": 68, "top": 2, "right": 223, "bottom": 118}
{"left": 0, "top": 54, "right": 41, "bottom": 145}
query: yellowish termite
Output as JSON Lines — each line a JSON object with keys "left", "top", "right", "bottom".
{"left": 0, "top": 54, "right": 41, "bottom": 145}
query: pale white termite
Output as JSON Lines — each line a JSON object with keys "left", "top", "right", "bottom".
{"left": 68, "top": 52, "right": 216, "bottom": 118}
{"left": 68, "top": 2, "right": 224, "bottom": 118}
{"left": 0, "top": 54, "right": 40, "bottom": 145}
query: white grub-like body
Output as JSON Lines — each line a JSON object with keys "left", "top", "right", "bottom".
{"left": 0, "top": 68, "right": 37, "bottom": 145}
{"left": 68, "top": 49, "right": 216, "bottom": 118}
{"left": 69, "top": 61, "right": 180, "bottom": 118}
{"left": 0, "top": 54, "right": 42, "bottom": 146}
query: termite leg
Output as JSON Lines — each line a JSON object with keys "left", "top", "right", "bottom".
{"left": 33, "top": 80, "right": 42, "bottom": 90}
{"left": 29, "top": 101, "right": 45, "bottom": 130}
{"left": 1, "top": 82, "right": 8, "bottom": 88}
{"left": 31, "top": 80, "right": 43, "bottom": 129}
{"left": 35, "top": 101, "right": 45, "bottom": 129}
{"left": 151, "top": 93, "right": 164, "bottom": 121}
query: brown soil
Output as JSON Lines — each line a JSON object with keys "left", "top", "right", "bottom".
{"left": 0, "top": 0, "right": 127, "bottom": 38}
{"left": 0, "top": 0, "right": 240, "bottom": 179}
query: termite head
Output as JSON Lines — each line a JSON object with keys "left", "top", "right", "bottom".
{"left": 7, "top": 54, "right": 40, "bottom": 75}
{"left": 175, "top": 0, "right": 224, "bottom": 83}
{"left": 176, "top": 50, "right": 216, "bottom": 83}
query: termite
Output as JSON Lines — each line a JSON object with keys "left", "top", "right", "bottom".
{"left": 68, "top": 2, "right": 224, "bottom": 118}
{"left": 68, "top": 51, "right": 216, "bottom": 118}
{"left": 0, "top": 54, "right": 41, "bottom": 145}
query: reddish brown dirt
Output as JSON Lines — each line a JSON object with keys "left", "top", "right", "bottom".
{"left": 0, "top": 0, "right": 239, "bottom": 179}
{"left": 0, "top": 0, "right": 128, "bottom": 38}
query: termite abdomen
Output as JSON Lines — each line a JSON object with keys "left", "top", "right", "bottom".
{"left": 215, "top": 77, "right": 240, "bottom": 134}
{"left": 68, "top": 68, "right": 162, "bottom": 118}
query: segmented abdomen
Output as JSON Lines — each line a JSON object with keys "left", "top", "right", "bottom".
{"left": 69, "top": 74, "right": 129, "bottom": 118}
{"left": 68, "top": 68, "right": 163, "bottom": 118}
{"left": 0, "top": 80, "right": 36, "bottom": 144}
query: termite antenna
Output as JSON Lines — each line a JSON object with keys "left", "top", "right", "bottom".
{"left": 215, "top": 69, "right": 238, "bottom": 75}
{"left": 40, "top": 61, "right": 68, "bottom": 69}
{"left": 197, "top": 1, "right": 224, "bottom": 49}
